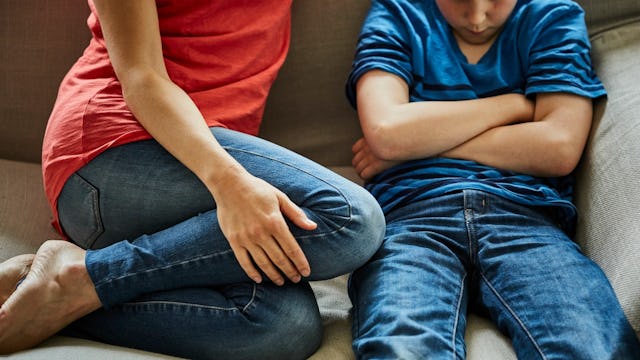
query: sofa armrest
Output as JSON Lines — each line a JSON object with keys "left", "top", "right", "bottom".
{"left": 573, "top": 21, "right": 640, "bottom": 334}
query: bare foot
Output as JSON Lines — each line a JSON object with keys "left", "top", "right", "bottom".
{"left": 0, "top": 240, "right": 102, "bottom": 354}
{"left": 0, "top": 254, "right": 34, "bottom": 305}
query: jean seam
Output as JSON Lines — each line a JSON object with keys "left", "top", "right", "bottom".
{"left": 122, "top": 300, "right": 238, "bottom": 312}
{"left": 223, "top": 146, "right": 354, "bottom": 239}
{"left": 240, "top": 283, "right": 258, "bottom": 313}
{"left": 479, "top": 272, "right": 547, "bottom": 360}
{"left": 92, "top": 249, "right": 235, "bottom": 288}
{"left": 121, "top": 284, "right": 257, "bottom": 313}
{"left": 463, "top": 191, "right": 478, "bottom": 267}
{"left": 451, "top": 272, "right": 466, "bottom": 360}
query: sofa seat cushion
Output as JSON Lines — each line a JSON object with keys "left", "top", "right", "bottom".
{"left": 0, "top": 160, "right": 516, "bottom": 359}
{"left": 0, "top": 159, "right": 59, "bottom": 254}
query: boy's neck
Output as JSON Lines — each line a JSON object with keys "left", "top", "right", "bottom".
{"left": 453, "top": 30, "right": 499, "bottom": 64}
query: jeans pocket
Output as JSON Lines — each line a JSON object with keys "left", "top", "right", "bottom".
{"left": 57, "top": 173, "right": 104, "bottom": 249}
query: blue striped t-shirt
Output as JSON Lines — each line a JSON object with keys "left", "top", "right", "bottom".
{"left": 346, "top": 0, "right": 606, "bottom": 234}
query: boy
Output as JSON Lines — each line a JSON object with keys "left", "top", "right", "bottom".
{"left": 346, "top": 0, "right": 640, "bottom": 358}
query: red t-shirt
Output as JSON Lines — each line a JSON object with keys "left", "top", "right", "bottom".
{"left": 42, "top": 0, "right": 292, "bottom": 234}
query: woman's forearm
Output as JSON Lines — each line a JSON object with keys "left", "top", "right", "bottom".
{"left": 122, "top": 69, "right": 247, "bottom": 193}
{"left": 94, "top": 0, "right": 246, "bottom": 194}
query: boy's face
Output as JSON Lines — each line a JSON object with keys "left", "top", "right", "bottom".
{"left": 435, "top": 0, "right": 517, "bottom": 45}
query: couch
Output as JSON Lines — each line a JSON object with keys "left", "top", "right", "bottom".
{"left": 1, "top": 1, "right": 639, "bottom": 359}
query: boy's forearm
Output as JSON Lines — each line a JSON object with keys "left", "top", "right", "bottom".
{"left": 358, "top": 71, "right": 534, "bottom": 161}
{"left": 441, "top": 94, "right": 593, "bottom": 177}
{"left": 441, "top": 122, "right": 571, "bottom": 177}
{"left": 381, "top": 94, "right": 532, "bottom": 159}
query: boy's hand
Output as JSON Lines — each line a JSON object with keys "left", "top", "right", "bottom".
{"left": 352, "top": 138, "right": 401, "bottom": 181}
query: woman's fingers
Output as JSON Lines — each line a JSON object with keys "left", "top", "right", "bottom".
{"left": 260, "top": 240, "right": 301, "bottom": 284}
{"left": 226, "top": 205, "right": 311, "bottom": 284}
{"left": 276, "top": 193, "right": 313, "bottom": 276}
{"left": 231, "top": 246, "right": 263, "bottom": 284}
{"left": 278, "top": 193, "right": 317, "bottom": 232}
{"left": 217, "top": 175, "right": 316, "bottom": 285}
{"left": 247, "top": 247, "right": 287, "bottom": 286}
{"left": 233, "top": 234, "right": 304, "bottom": 285}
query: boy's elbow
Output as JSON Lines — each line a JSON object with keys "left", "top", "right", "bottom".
{"left": 547, "top": 157, "right": 579, "bottom": 177}
{"left": 363, "top": 122, "right": 406, "bottom": 161}
{"left": 542, "top": 136, "right": 584, "bottom": 177}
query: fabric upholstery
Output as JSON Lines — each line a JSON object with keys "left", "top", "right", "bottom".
{"left": 6, "top": 336, "right": 180, "bottom": 360}
{"left": 261, "top": 1, "right": 370, "bottom": 167}
{"left": 0, "top": 1, "right": 90, "bottom": 163}
{"left": 576, "top": 0, "right": 640, "bottom": 33}
{"left": 0, "top": 159, "right": 58, "bottom": 255}
{"left": 574, "top": 20, "right": 640, "bottom": 335}
{"left": 1, "top": 0, "right": 639, "bottom": 359}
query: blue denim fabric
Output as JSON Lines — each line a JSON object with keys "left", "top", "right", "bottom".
{"left": 349, "top": 190, "right": 640, "bottom": 360}
{"left": 57, "top": 127, "right": 385, "bottom": 360}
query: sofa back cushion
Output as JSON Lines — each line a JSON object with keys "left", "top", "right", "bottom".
{"left": 576, "top": 0, "right": 640, "bottom": 33}
{"left": 574, "top": 20, "right": 640, "bottom": 334}
{"left": 261, "top": 1, "right": 370, "bottom": 166}
{"left": 0, "top": 0, "right": 90, "bottom": 163}
{"left": 1, "top": 0, "right": 639, "bottom": 165}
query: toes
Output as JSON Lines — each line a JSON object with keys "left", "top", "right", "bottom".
{"left": 0, "top": 254, "right": 35, "bottom": 305}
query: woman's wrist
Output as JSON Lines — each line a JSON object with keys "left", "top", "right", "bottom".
{"left": 203, "top": 160, "right": 249, "bottom": 199}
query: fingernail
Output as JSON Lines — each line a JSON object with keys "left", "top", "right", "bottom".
{"left": 252, "top": 276, "right": 262, "bottom": 284}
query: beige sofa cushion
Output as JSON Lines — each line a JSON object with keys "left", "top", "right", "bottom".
{"left": 577, "top": 0, "right": 640, "bottom": 33}
{"left": 574, "top": 20, "right": 640, "bottom": 334}
{"left": 0, "top": 1, "right": 90, "bottom": 163}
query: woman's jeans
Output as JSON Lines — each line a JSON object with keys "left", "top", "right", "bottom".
{"left": 56, "top": 127, "right": 385, "bottom": 360}
{"left": 350, "top": 190, "right": 640, "bottom": 360}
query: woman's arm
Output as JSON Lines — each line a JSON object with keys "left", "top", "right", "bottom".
{"left": 356, "top": 70, "right": 534, "bottom": 161}
{"left": 93, "top": 0, "right": 315, "bottom": 285}
{"left": 441, "top": 93, "right": 593, "bottom": 177}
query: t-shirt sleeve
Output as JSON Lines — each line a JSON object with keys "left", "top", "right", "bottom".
{"left": 524, "top": 3, "right": 606, "bottom": 99}
{"left": 345, "top": 0, "right": 414, "bottom": 108}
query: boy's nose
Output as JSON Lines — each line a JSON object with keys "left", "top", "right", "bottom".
{"left": 467, "top": 2, "right": 488, "bottom": 27}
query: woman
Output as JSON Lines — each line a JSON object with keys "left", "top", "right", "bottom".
{"left": 0, "top": 1, "right": 384, "bottom": 359}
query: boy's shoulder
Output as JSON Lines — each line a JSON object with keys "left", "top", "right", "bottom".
{"left": 516, "top": 0, "right": 585, "bottom": 18}
{"left": 505, "top": 0, "right": 587, "bottom": 39}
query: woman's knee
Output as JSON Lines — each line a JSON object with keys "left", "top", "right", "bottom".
{"left": 344, "top": 186, "right": 385, "bottom": 263}
{"left": 303, "top": 183, "right": 385, "bottom": 279}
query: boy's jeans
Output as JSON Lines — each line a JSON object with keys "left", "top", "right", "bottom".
{"left": 56, "top": 127, "right": 385, "bottom": 360}
{"left": 350, "top": 190, "right": 640, "bottom": 360}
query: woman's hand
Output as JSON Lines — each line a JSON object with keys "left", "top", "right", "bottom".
{"left": 352, "top": 137, "right": 402, "bottom": 181}
{"left": 211, "top": 171, "right": 317, "bottom": 286}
